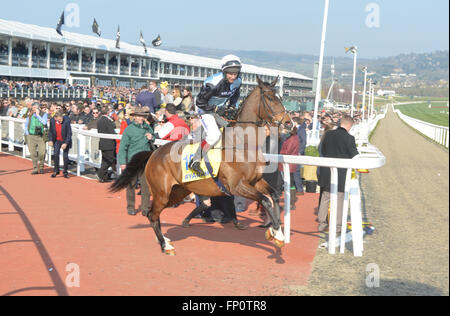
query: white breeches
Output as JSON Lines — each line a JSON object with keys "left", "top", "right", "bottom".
{"left": 200, "top": 114, "right": 221, "bottom": 146}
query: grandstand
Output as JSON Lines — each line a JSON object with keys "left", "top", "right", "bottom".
{"left": 0, "top": 19, "right": 314, "bottom": 102}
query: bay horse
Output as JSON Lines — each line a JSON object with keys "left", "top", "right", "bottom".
{"left": 110, "top": 76, "right": 292, "bottom": 255}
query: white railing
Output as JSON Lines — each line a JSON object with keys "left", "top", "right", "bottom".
{"left": 265, "top": 143, "right": 385, "bottom": 257}
{"left": 0, "top": 117, "right": 120, "bottom": 176}
{"left": 0, "top": 87, "right": 89, "bottom": 100}
{"left": 0, "top": 116, "right": 29, "bottom": 159}
{"left": 306, "top": 106, "right": 388, "bottom": 147}
{"left": 0, "top": 115, "right": 386, "bottom": 257}
{"left": 350, "top": 107, "right": 388, "bottom": 146}
{"left": 393, "top": 104, "right": 449, "bottom": 148}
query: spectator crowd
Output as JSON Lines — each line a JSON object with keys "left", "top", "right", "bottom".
{"left": 0, "top": 78, "right": 368, "bottom": 232}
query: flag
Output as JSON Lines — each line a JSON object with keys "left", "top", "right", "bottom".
{"left": 152, "top": 34, "right": 162, "bottom": 47}
{"left": 56, "top": 11, "right": 65, "bottom": 36}
{"left": 140, "top": 31, "right": 147, "bottom": 54}
{"left": 115, "top": 25, "right": 121, "bottom": 49}
{"left": 345, "top": 46, "right": 357, "bottom": 54}
{"left": 92, "top": 18, "right": 101, "bottom": 37}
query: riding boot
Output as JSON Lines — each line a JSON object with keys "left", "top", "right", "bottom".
{"left": 189, "top": 142, "right": 211, "bottom": 177}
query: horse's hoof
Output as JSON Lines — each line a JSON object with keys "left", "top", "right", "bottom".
{"left": 165, "top": 249, "right": 176, "bottom": 256}
{"left": 265, "top": 229, "right": 274, "bottom": 241}
{"left": 273, "top": 238, "right": 285, "bottom": 249}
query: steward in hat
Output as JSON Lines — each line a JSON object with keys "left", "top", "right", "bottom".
{"left": 118, "top": 106, "right": 155, "bottom": 216}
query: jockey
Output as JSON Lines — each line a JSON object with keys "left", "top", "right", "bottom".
{"left": 188, "top": 55, "right": 243, "bottom": 176}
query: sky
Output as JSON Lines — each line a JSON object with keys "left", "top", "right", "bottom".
{"left": 1, "top": 0, "right": 449, "bottom": 59}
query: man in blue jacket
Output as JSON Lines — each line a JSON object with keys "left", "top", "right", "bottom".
{"left": 135, "top": 85, "right": 156, "bottom": 113}
{"left": 48, "top": 111, "right": 72, "bottom": 178}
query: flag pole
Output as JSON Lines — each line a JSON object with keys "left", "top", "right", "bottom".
{"left": 311, "top": 0, "right": 330, "bottom": 146}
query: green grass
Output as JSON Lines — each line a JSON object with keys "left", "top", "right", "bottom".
{"left": 395, "top": 102, "right": 450, "bottom": 127}
{"left": 374, "top": 96, "right": 449, "bottom": 109}
{"left": 305, "top": 146, "right": 319, "bottom": 157}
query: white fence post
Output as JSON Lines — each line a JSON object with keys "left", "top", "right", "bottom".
{"left": 283, "top": 163, "right": 291, "bottom": 244}
{"left": 340, "top": 168, "right": 353, "bottom": 253}
{"left": 328, "top": 167, "right": 339, "bottom": 254}
{"left": 350, "top": 175, "right": 364, "bottom": 257}
{"left": 8, "top": 119, "right": 14, "bottom": 151}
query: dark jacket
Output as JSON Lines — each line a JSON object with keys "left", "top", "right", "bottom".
{"left": 196, "top": 73, "right": 242, "bottom": 113}
{"left": 297, "top": 122, "right": 307, "bottom": 155}
{"left": 136, "top": 90, "right": 156, "bottom": 113}
{"left": 152, "top": 89, "right": 162, "bottom": 109}
{"left": 279, "top": 134, "right": 300, "bottom": 173}
{"left": 318, "top": 127, "right": 359, "bottom": 192}
{"left": 79, "top": 113, "right": 94, "bottom": 125}
{"left": 48, "top": 116, "right": 73, "bottom": 149}
{"left": 69, "top": 113, "right": 82, "bottom": 124}
{"left": 97, "top": 115, "right": 116, "bottom": 151}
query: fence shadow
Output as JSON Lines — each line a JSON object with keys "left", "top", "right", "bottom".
{"left": 0, "top": 185, "right": 69, "bottom": 296}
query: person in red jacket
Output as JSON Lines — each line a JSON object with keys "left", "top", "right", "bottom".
{"left": 279, "top": 127, "right": 300, "bottom": 210}
{"left": 155, "top": 103, "right": 190, "bottom": 141}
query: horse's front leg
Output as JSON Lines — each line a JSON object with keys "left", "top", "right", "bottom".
{"left": 234, "top": 180, "right": 285, "bottom": 248}
{"left": 147, "top": 196, "right": 176, "bottom": 256}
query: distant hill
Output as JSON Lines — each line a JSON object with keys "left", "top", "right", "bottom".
{"left": 163, "top": 46, "right": 449, "bottom": 85}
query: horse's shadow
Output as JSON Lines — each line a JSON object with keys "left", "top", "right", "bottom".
{"left": 129, "top": 218, "right": 286, "bottom": 264}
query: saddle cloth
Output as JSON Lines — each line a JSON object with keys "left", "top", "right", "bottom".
{"left": 181, "top": 139, "right": 222, "bottom": 183}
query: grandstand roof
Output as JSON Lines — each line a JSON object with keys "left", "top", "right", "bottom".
{"left": 0, "top": 18, "right": 312, "bottom": 81}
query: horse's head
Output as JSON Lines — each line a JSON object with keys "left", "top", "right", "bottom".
{"left": 255, "top": 76, "right": 293, "bottom": 131}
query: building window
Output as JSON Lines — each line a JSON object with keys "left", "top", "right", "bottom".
{"left": 172, "top": 64, "right": 179, "bottom": 75}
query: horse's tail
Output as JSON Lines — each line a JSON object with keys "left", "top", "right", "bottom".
{"left": 109, "top": 151, "right": 153, "bottom": 193}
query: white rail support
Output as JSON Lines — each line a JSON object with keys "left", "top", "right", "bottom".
{"left": 329, "top": 167, "right": 339, "bottom": 254}
{"left": 282, "top": 163, "right": 292, "bottom": 244}
{"left": 350, "top": 176, "right": 364, "bottom": 257}
{"left": 340, "top": 169, "right": 352, "bottom": 254}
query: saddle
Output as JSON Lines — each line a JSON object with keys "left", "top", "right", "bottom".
{"left": 181, "top": 138, "right": 222, "bottom": 184}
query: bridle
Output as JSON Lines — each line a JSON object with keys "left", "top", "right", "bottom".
{"left": 232, "top": 86, "right": 290, "bottom": 128}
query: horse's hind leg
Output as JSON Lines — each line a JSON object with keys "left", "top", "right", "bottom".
{"left": 254, "top": 179, "right": 282, "bottom": 228}
{"left": 182, "top": 201, "right": 209, "bottom": 228}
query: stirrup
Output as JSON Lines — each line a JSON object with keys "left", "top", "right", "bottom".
{"left": 189, "top": 161, "right": 206, "bottom": 177}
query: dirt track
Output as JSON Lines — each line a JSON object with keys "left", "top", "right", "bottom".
{"left": 291, "top": 107, "right": 449, "bottom": 296}
{"left": 0, "top": 153, "right": 322, "bottom": 296}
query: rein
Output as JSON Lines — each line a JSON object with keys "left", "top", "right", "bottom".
{"left": 228, "top": 86, "right": 286, "bottom": 128}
